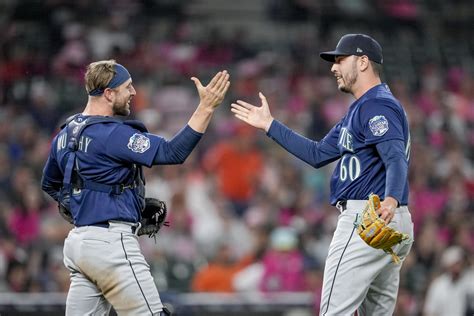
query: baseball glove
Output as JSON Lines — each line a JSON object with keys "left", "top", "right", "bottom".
{"left": 356, "top": 193, "right": 410, "bottom": 264}
{"left": 138, "top": 197, "right": 169, "bottom": 238}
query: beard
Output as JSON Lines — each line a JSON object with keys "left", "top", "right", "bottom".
{"left": 112, "top": 98, "right": 131, "bottom": 116}
{"left": 338, "top": 59, "right": 358, "bottom": 94}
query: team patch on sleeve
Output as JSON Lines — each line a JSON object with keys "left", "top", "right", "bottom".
{"left": 127, "top": 133, "right": 150, "bottom": 153}
{"left": 369, "top": 115, "right": 389, "bottom": 136}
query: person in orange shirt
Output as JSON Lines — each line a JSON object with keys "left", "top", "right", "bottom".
{"left": 191, "top": 243, "right": 254, "bottom": 292}
{"left": 203, "top": 122, "right": 263, "bottom": 217}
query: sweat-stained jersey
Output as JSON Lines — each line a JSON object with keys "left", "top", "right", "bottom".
{"left": 42, "top": 114, "right": 202, "bottom": 226}
{"left": 267, "top": 83, "right": 410, "bottom": 205}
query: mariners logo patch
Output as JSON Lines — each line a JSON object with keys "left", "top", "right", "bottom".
{"left": 127, "top": 133, "right": 150, "bottom": 153}
{"left": 369, "top": 115, "right": 389, "bottom": 136}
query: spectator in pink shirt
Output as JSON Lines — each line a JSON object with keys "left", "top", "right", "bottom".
{"left": 260, "top": 227, "right": 305, "bottom": 292}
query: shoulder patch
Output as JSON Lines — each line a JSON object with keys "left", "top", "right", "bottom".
{"left": 127, "top": 133, "right": 150, "bottom": 153}
{"left": 369, "top": 115, "right": 389, "bottom": 136}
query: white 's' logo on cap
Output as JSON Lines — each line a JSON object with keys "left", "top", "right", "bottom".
{"left": 356, "top": 48, "right": 363, "bottom": 53}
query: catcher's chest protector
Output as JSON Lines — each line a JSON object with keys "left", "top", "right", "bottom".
{"left": 59, "top": 115, "right": 146, "bottom": 212}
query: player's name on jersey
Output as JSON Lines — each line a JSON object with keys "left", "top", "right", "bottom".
{"left": 338, "top": 127, "right": 354, "bottom": 152}
{"left": 57, "top": 134, "right": 92, "bottom": 153}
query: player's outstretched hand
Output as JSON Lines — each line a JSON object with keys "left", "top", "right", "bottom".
{"left": 191, "top": 70, "right": 230, "bottom": 111}
{"left": 231, "top": 92, "right": 274, "bottom": 132}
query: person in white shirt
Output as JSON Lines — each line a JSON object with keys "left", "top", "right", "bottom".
{"left": 423, "top": 246, "right": 474, "bottom": 316}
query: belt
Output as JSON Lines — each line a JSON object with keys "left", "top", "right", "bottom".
{"left": 92, "top": 221, "right": 110, "bottom": 228}
{"left": 90, "top": 221, "right": 141, "bottom": 234}
{"left": 336, "top": 200, "right": 408, "bottom": 212}
{"left": 336, "top": 200, "right": 348, "bottom": 211}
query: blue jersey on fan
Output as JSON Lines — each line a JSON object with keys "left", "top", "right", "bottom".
{"left": 41, "top": 114, "right": 202, "bottom": 226}
{"left": 267, "top": 83, "right": 410, "bottom": 205}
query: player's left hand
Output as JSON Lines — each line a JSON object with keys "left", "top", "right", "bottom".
{"left": 191, "top": 70, "right": 230, "bottom": 111}
{"left": 356, "top": 194, "right": 410, "bottom": 264}
{"left": 378, "top": 196, "right": 398, "bottom": 224}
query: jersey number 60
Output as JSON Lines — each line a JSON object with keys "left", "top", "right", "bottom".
{"left": 339, "top": 155, "right": 361, "bottom": 181}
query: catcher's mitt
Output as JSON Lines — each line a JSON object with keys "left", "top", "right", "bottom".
{"left": 356, "top": 194, "right": 410, "bottom": 264}
{"left": 138, "top": 197, "right": 169, "bottom": 238}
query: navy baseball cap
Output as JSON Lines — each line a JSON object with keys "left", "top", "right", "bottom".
{"left": 320, "top": 34, "right": 383, "bottom": 64}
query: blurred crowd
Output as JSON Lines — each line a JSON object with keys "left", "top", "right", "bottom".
{"left": 0, "top": 1, "right": 473, "bottom": 315}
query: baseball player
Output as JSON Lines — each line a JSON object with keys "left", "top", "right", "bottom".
{"left": 41, "top": 60, "right": 230, "bottom": 315}
{"left": 231, "top": 34, "right": 414, "bottom": 315}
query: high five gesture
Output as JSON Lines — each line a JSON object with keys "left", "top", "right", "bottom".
{"left": 231, "top": 92, "right": 273, "bottom": 132}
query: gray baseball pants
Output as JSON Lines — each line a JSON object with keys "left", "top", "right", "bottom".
{"left": 320, "top": 200, "right": 414, "bottom": 316}
{"left": 63, "top": 221, "right": 164, "bottom": 316}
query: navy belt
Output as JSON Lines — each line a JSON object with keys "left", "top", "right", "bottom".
{"left": 91, "top": 221, "right": 110, "bottom": 228}
{"left": 336, "top": 200, "right": 408, "bottom": 212}
{"left": 336, "top": 200, "right": 348, "bottom": 211}
{"left": 90, "top": 221, "right": 139, "bottom": 234}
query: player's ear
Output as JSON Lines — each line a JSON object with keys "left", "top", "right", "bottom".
{"left": 103, "top": 88, "right": 115, "bottom": 102}
{"left": 359, "top": 55, "right": 370, "bottom": 72}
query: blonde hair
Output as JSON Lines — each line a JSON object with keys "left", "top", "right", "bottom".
{"left": 84, "top": 59, "right": 117, "bottom": 94}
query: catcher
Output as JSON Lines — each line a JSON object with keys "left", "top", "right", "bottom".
{"left": 41, "top": 60, "right": 230, "bottom": 316}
